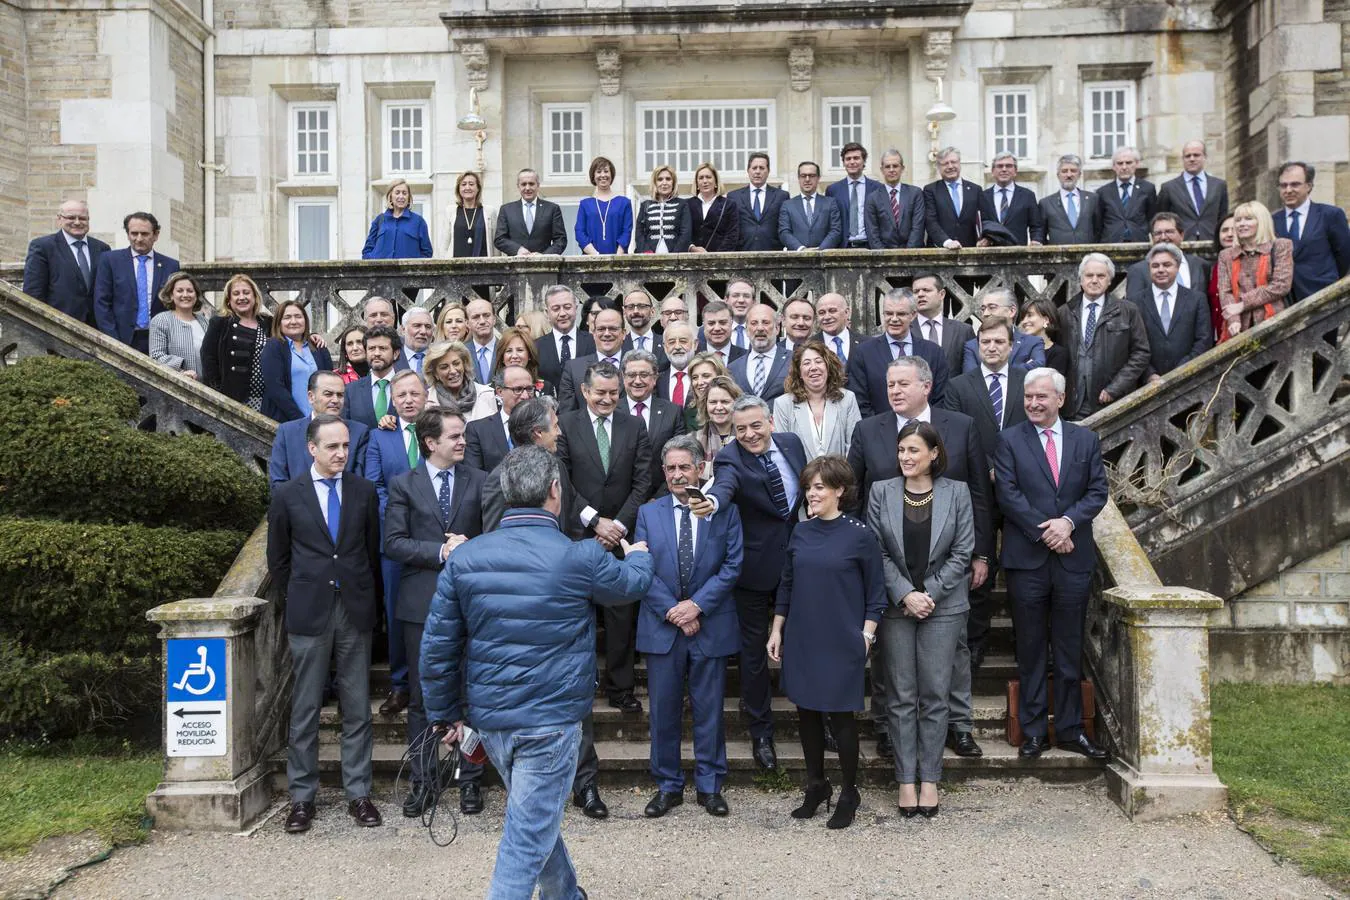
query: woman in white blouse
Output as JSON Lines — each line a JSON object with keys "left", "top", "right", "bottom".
{"left": 422, "top": 340, "right": 497, "bottom": 422}
{"left": 634, "top": 165, "right": 692, "bottom": 253}
{"left": 772, "top": 339, "right": 860, "bottom": 460}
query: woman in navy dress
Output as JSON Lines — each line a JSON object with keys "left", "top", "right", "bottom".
{"left": 575, "top": 156, "right": 633, "bottom": 255}
{"left": 767, "top": 455, "right": 886, "bottom": 829}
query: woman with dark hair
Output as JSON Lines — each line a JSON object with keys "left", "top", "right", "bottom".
{"left": 687, "top": 161, "right": 740, "bottom": 252}
{"left": 149, "top": 271, "right": 210, "bottom": 380}
{"left": 1017, "top": 297, "right": 1070, "bottom": 378}
{"left": 446, "top": 171, "right": 496, "bottom": 258}
{"left": 1207, "top": 213, "right": 1237, "bottom": 341}
{"left": 362, "top": 179, "right": 433, "bottom": 260}
{"left": 768, "top": 454, "right": 885, "bottom": 830}
{"left": 772, "top": 340, "right": 861, "bottom": 460}
{"left": 334, "top": 325, "right": 369, "bottom": 384}
{"left": 201, "top": 273, "right": 272, "bottom": 410}
{"left": 575, "top": 156, "right": 633, "bottom": 255}
{"left": 492, "top": 325, "right": 555, "bottom": 397}
{"left": 867, "top": 421, "right": 974, "bottom": 819}
{"left": 424, "top": 340, "right": 496, "bottom": 421}
{"left": 260, "top": 300, "right": 333, "bottom": 422}
{"left": 634, "top": 164, "right": 692, "bottom": 254}
{"left": 692, "top": 374, "right": 742, "bottom": 481}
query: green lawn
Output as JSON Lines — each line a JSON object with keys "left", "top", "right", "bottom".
{"left": 0, "top": 738, "right": 160, "bottom": 857}
{"left": 1211, "top": 683, "right": 1350, "bottom": 891}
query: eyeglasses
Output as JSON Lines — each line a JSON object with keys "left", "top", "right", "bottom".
{"left": 501, "top": 384, "right": 535, "bottom": 395}
{"left": 59, "top": 214, "right": 89, "bottom": 222}
{"left": 593, "top": 326, "right": 623, "bottom": 334}
{"left": 624, "top": 303, "right": 653, "bottom": 312}
{"left": 625, "top": 370, "right": 656, "bottom": 380}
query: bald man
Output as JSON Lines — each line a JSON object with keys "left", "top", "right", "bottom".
{"left": 364, "top": 297, "right": 398, "bottom": 330}
{"left": 728, "top": 304, "right": 791, "bottom": 402}
{"left": 23, "top": 199, "right": 110, "bottom": 325}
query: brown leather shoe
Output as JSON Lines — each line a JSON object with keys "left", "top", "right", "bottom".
{"left": 284, "top": 801, "right": 316, "bottom": 833}
{"left": 348, "top": 796, "right": 383, "bottom": 827}
{"left": 378, "top": 690, "right": 409, "bottom": 716}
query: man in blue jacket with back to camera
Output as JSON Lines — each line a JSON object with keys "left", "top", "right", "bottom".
{"left": 421, "top": 445, "right": 653, "bottom": 900}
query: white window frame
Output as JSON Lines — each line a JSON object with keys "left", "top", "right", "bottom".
{"left": 822, "top": 97, "right": 872, "bottom": 172}
{"left": 1083, "top": 81, "right": 1137, "bottom": 161}
{"left": 542, "top": 103, "right": 591, "bottom": 182}
{"left": 288, "top": 102, "right": 336, "bottom": 181}
{"left": 288, "top": 196, "right": 338, "bottom": 261}
{"left": 382, "top": 100, "right": 431, "bottom": 178}
{"left": 985, "top": 86, "right": 1036, "bottom": 163}
{"left": 635, "top": 99, "right": 776, "bottom": 182}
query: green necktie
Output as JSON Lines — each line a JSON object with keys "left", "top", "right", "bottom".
{"left": 375, "top": 379, "right": 389, "bottom": 420}
{"left": 595, "top": 417, "right": 610, "bottom": 472}
{"left": 406, "top": 423, "right": 419, "bottom": 467}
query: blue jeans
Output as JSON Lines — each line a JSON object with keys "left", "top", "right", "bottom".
{"left": 480, "top": 722, "right": 584, "bottom": 900}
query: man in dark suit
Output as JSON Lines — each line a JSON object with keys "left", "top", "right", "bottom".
{"left": 847, "top": 288, "right": 949, "bottom": 416}
{"left": 1132, "top": 244, "right": 1214, "bottom": 384}
{"left": 535, "top": 286, "right": 596, "bottom": 388}
{"left": 1156, "top": 140, "right": 1229, "bottom": 242}
{"left": 695, "top": 300, "right": 747, "bottom": 369}
{"left": 492, "top": 168, "right": 567, "bottom": 256}
{"left": 865, "top": 149, "right": 926, "bottom": 249}
{"left": 825, "top": 142, "right": 886, "bottom": 249}
{"left": 1272, "top": 161, "right": 1350, "bottom": 302}
{"left": 465, "top": 366, "right": 532, "bottom": 473}
{"left": 22, "top": 199, "right": 110, "bottom": 325}
{"left": 622, "top": 351, "right": 686, "bottom": 495}
{"left": 1095, "top": 146, "right": 1157, "bottom": 243}
{"left": 92, "top": 211, "right": 180, "bottom": 352}
{"left": 728, "top": 151, "right": 789, "bottom": 252}
{"left": 780, "top": 297, "right": 816, "bottom": 356}
{"left": 778, "top": 161, "right": 843, "bottom": 251}
{"left": 341, "top": 326, "right": 402, "bottom": 429}
{"left": 1040, "top": 154, "right": 1101, "bottom": 245}
{"left": 961, "top": 289, "right": 1046, "bottom": 373}
{"left": 729, "top": 304, "right": 792, "bottom": 403}
{"left": 656, "top": 322, "right": 697, "bottom": 407}
{"left": 266, "top": 415, "right": 384, "bottom": 833}
{"left": 383, "top": 408, "right": 486, "bottom": 817}
{"left": 635, "top": 435, "right": 743, "bottom": 818}
{"left": 558, "top": 306, "right": 627, "bottom": 412}
{"left": 994, "top": 368, "right": 1110, "bottom": 760}
{"left": 620, "top": 288, "right": 665, "bottom": 364}
{"left": 270, "top": 371, "right": 371, "bottom": 485}
{"left": 924, "top": 147, "right": 983, "bottom": 248}
{"left": 1123, "top": 213, "right": 1212, "bottom": 295}
{"left": 911, "top": 273, "right": 974, "bottom": 376}
{"left": 1058, "top": 253, "right": 1152, "bottom": 420}
{"left": 978, "top": 153, "right": 1045, "bottom": 245}
{"left": 689, "top": 396, "right": 808, "bottom": 772}
{"left": 812, "top": 292, "right": 861, "bottom": 377}
{"left": 557, "top": 362, "right": 653, "bottom": 712}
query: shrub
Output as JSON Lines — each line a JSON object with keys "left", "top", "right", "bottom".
{"left": 0, "top": 357, "right": 140, "bottom": 427}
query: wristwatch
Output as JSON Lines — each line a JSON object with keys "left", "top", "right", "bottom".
{"left": 862, "top": 631, "right": 876, "bottom": 646}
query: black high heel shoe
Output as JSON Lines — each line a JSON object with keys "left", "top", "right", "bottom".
{"left": 826, "top": 787, "right": 860, "bottom": 829}
{"left": 918, "top": 804, "right": 940, "bottom": 819}
{"left": 898, "top": 804, "right": 919, "bottom": 819}
{"left": 791, "top": 781, "right": 833, "bottom": 819}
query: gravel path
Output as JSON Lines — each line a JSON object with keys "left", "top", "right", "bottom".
{"left": 51, "top": 781, "right": 1340, "bottom": 899}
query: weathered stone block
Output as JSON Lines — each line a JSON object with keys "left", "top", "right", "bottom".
{"left": 1301, "top": 544, "right": 1347, "bottom": 569}
{"left": 1259, "top": 22, "right": 1342, "bottom": 80}
{"left": 1281, "top": 572, "right": 1324, "bottom": 597}
{"left": 1232, "top": 600, "right": 1291, "bottom": 627}
{"left": 1269, "top": 116, "right": 1350, "bottom": 166}
{"left": 1326, "top": 573, "right": 1350, "bottom": 599}
{"left": 1239, "top": 578, "right": 1282, "bottom": 598}
{"left": 1293, "top": 602, "right": 1350, "bottom": 627}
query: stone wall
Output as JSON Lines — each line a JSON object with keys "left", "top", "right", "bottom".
{"left": 0, "top": 1, "right": 28, "bottom": 259}
{"left": 167, "top": 27, "right": 205, "bottom": 262}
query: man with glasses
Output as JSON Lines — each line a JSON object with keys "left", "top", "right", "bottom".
{"left": 466, "top": 365, "right": 536, "bottom": 473}
{"left": 559, "top": 306, "right": 627, "bottom": 412}
{"left": 961, "top": 289, "right": 1046, "bottom": 373}
{"left": 659, "top": 296, "right": 689, "bottom": 331}
{"left": 623, "top": 350, "right": 687, "bottom": 495}
{"left": 621, "top": 289, "right": 665, "bottom": 365}
{"left": 1123, "top": 212, "right": 1212, "bottom": 295}
{"left": 23, "top": 199, "right": 110, "bottom": 326}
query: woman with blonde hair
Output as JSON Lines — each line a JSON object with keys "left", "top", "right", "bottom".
{"left": 436, "top": 302, "right": 470, "bottom": 343}
{"left": 772, "top": 340, "right": 861, "bottom": 460}
{"left": 1217, "top": 200, "right": 1294, "bottom": 337}
{"left": 683, "top": 350, "right": 730, "bottom": 431}
{"left": 201, "top": 273, "right": 272, "bottom": 409}
{"left": 687, "top": 162, "right": 740, "bottom": 252}
{"left": 424, "top": 340, "right": 497, "bottom": 421}
{"left": 446, "top": 171, "right": 496, "bottom": 258}
{"left": 362, "top": 179, "right": 433, "bottom": 259}
{"left": 635, "top": 164, "right": 691, "bottom": 253}
{"left": 149, "top": 271, "right": 211, "bottom": 380}
{"left": 693, "top": 374, "right": 743, "bottom": 480}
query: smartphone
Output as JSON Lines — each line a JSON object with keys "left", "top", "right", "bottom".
{"left": 683, "top": 487, "right": 707, "bottom": 503}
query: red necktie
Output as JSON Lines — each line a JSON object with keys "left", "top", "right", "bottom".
{"left": 890, "top": 188, "right": 900, "bottom": 226}
{"left": 672, "top": 371, "right": 685, "bottom": 406}
{"left": 1043, "top": 429, "right": 1060, "bottom": 486}
{"left": 635, "top": 401, "right": 646, "bottom": 420}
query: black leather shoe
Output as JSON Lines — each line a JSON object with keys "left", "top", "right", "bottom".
{"left": 644, "top": 790, "right": 683, "bottom": 818}
{"left": 875, "top": 731, "right": 894, "bottom": 760}
{"left": 1058, "top": 733, "right": 1109, "bottom": 760}
{"left": 284, "top": 801, "right": 316, "bottom": 833}
{"left": 697, "top": 791, "right": 729, "bottom": 817}
{"left": 378, "top": 690, "right": 409, "bottom": 716}
{"left": 460, "top": 781, "right": 484, "bottom": 815}
{"left": 608, "top": 691, "right": 643, "bottom": 713}
{"left": 348, "top": 796, "right": 383, "bottom": 827}
{"left": 947, "top": 730, "right": 984, "bottom": 758}
{"left": 402, "top": 785, "right": 433, "bottom": 818}
{"left": 752, "top": 736, "right": 777, "bottom": 771}
{"left": 573, "top": 784, "right": 609, "bottom": 819}
{"left": 1020, "top": 736, "right": 1051, "bottom": 758}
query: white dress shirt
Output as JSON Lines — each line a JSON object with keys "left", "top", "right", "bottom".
{"left": 893, "top": 403, "right": 932, "bottom": 433}
{"left": 1036, "top": 416, "right": 1064, "bottom": 473}
{"left": 1151, "top": 282, "right": 1177, "bottom": 330}
{"left": 980, "top": 363, "right": 1011, "bottom": 429}
{"left": 310, "top": 466, "right": 343, "bottom": 531}
{"left": 824, "top": 329, "right": 852, "bottom": 361}
{"left": 626, "top": 395, "right": 651, "bottom": 427}
{"left": 629, "top": 328, "right": 657, "bottom": 353}
{"left": 846, "top": 178, "right": 867, "bottom": 239}
{"left": 745, "top": 348, "right": 776, "bottom": 391}
{"left": 1080, "top": 294, "right": 1107, "bottom": 333}
{"left": 552, "top": 327, "right": 581, "bottom": 359}
{"left": 916, "top": 314, "right": 943, "bottom": 348}
{"left": 672, "top": 493, "right": 700, "bottom": 556}
{"left": 426, "top": 459, "right": 452, "bottom": 504}
{"left": 580, "top": 409, "right": 627, "bottom": 534}
{"left": 400, "top": 418, "right": 418, "bottom": 456}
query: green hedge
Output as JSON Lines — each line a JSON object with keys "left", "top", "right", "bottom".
{"left": 0, "top": 357, "right": 140, "bottom": 427}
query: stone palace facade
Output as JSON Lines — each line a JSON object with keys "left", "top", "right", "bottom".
{"left": 1, "top": 0, "right": 1347, "bottom": 263}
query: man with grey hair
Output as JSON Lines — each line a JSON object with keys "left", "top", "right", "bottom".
{"left": 1130, "top": 242, "right": 1213, "bottom": 384}
{"left": 421, "top": 444, "right": 652, "bottom": 898}
{"left": 363, "top": 296, "right": 397, "bottom": 331}
{"left": 1124, "top": 212, "right": 1212, "bottom": 295}
{"left": 466, "top": 365, "right": 535, "bottom": 473}
{"left": 865, "top": 149, "right": 926, "bottom": 248}
{"left": 536, "top": 285, "right": 595, "bottom": 387}
{"left": 849, "top": 287, "right": 949, "bottom": 416}
{"left": 1156, "top": 140, "right": 1229, "bottom": 242}
{"left": 1096, "top": 145, "right": 1157, "bottom": 243}
{"left": 924, "top": 146, "right": 982, "bottom": 248}
{"left": 961, "top": 288, "right": 1046, "bottom": 374}
{"left": 1040, "top": 154, "right": 1100, "bottom": 244}
{"left": 978, "top": 152, "right": 1044, "bottom": 245}
{"left": 656, "top": 320, "right": 696, "bottom": 406}
{"left": 22, "top": 198, "right": 110, "bottom": 325}
{"left": 493, "top": 167, "right": 567, "bottom": 256}
{"left": 729, "top": 303, "right": 791, "bottom": 402}
{"left": 1057, "top": 253, "right": 1151, "bottom": 419}
{"left": 399, "top": 307, "right": 435, "bottom": 375}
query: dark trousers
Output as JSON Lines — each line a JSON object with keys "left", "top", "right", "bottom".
{"left": 734, "top": 586, "right": 775, "bottom": 741}
{"left": 403, "top": 620, "right": 482, "bottom": 787}
{"left": 1006, "top": 558, "right": 1092, "bottom": 741}
{"left": 572, "top": 711, "right": 600, "bottom": 796}
{"left": 602, "top": 602, "right": 636, "bottom": 697}
{"left": 380, "top": 557, "right": 408, "bottom": 692}
{"left": 647, "top": 633, "right": 729, "bottom": 795}
{"left": 131, "top": 328, "right": 149, "bottom": 354}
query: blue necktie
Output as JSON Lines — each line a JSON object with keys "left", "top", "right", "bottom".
{"left": 1083, "top": 301, "right": 1099, "bottom": 350}
{"left": 437, "top": 469, "right": 453, "bottom": 524}
{"left": 753, "top": 188, "right": 762, "bottom": 220}
{"left": 477, "top": 346, "right": 490, "bottom": 383}
{"left": 759, "top": 452, "right": 790, "bottom": 519}
{"left": 677, "top": 504, "right": 695, "bottom": 598}
{"left": 1119, "top": 181, "right": 1131, "bottom": 205}
{"left": 412, "top": 351, "right": 424, "bottom": 375}
{"left": 1190, "top": 176, "right": 1205, "bottom": 214}
{"left": 734, "top": 324, "right": 747, "bottom": 350}
{"left": 988, "top": 373, "right": 1003, "bottom": 427}
{"left": 135, "top": 255, "right": 150, "bottom": 329}
{"left": 1066, "top": 192, "right": 1079, "bottom": 229}
{"left": 890, "top": 338, "right": 906, "bottom": 361}
{"left": 833, "top": 335, "right": 847, "bottom": 365}
{"left": 948, "top": 180, "right": 962, "bottom": 215}
{"left": 321, "top": 478, "right": 340, "bottom": 544}
{"left": 1289, "top": 210, "right": 1301, "bottom": 242}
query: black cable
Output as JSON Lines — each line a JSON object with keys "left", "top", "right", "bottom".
{"left": 396, "top": 726, "right": 460, "bottom": 847}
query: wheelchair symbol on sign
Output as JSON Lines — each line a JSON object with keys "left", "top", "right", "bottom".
{"left": 172, "top": 646, "right": 217, "bottom": 696}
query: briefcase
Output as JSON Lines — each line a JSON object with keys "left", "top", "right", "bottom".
{"left": 1005, "top": 678, "right": 1096, "bottom": 746}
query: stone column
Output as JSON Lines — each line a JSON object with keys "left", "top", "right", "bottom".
{"left": 145, "top": 596, "right": 273, "bottom": 832}
{"left": 1101, "top": 586, "right": 1229, "bottom": 822}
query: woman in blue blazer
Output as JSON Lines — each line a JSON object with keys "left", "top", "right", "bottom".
{"left": 362, "top": 180, "right": 434, "bottom": 260}
{"left": 261, "top": 300, "right": 332, "bottom": 422}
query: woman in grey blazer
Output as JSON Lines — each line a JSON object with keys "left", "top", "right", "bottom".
{"left": 772, "top": 339, "right": 861, "bottom": 461}
{"left": 866, "top": 421, "right": 974, "bottom": 819}
{"left": 148, "top": 271, "right": 211, "bottom": 380}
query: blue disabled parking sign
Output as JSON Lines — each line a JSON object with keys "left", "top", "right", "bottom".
{"left": 166, "top": 638, "right": 228, "bottom": 757}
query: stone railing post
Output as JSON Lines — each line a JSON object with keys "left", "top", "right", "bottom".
{"left": 145, "top": 596, "right": 273, "bottom": 831}
{"left": 1100, "top": 586, "right": 1229, "bottom": 821}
